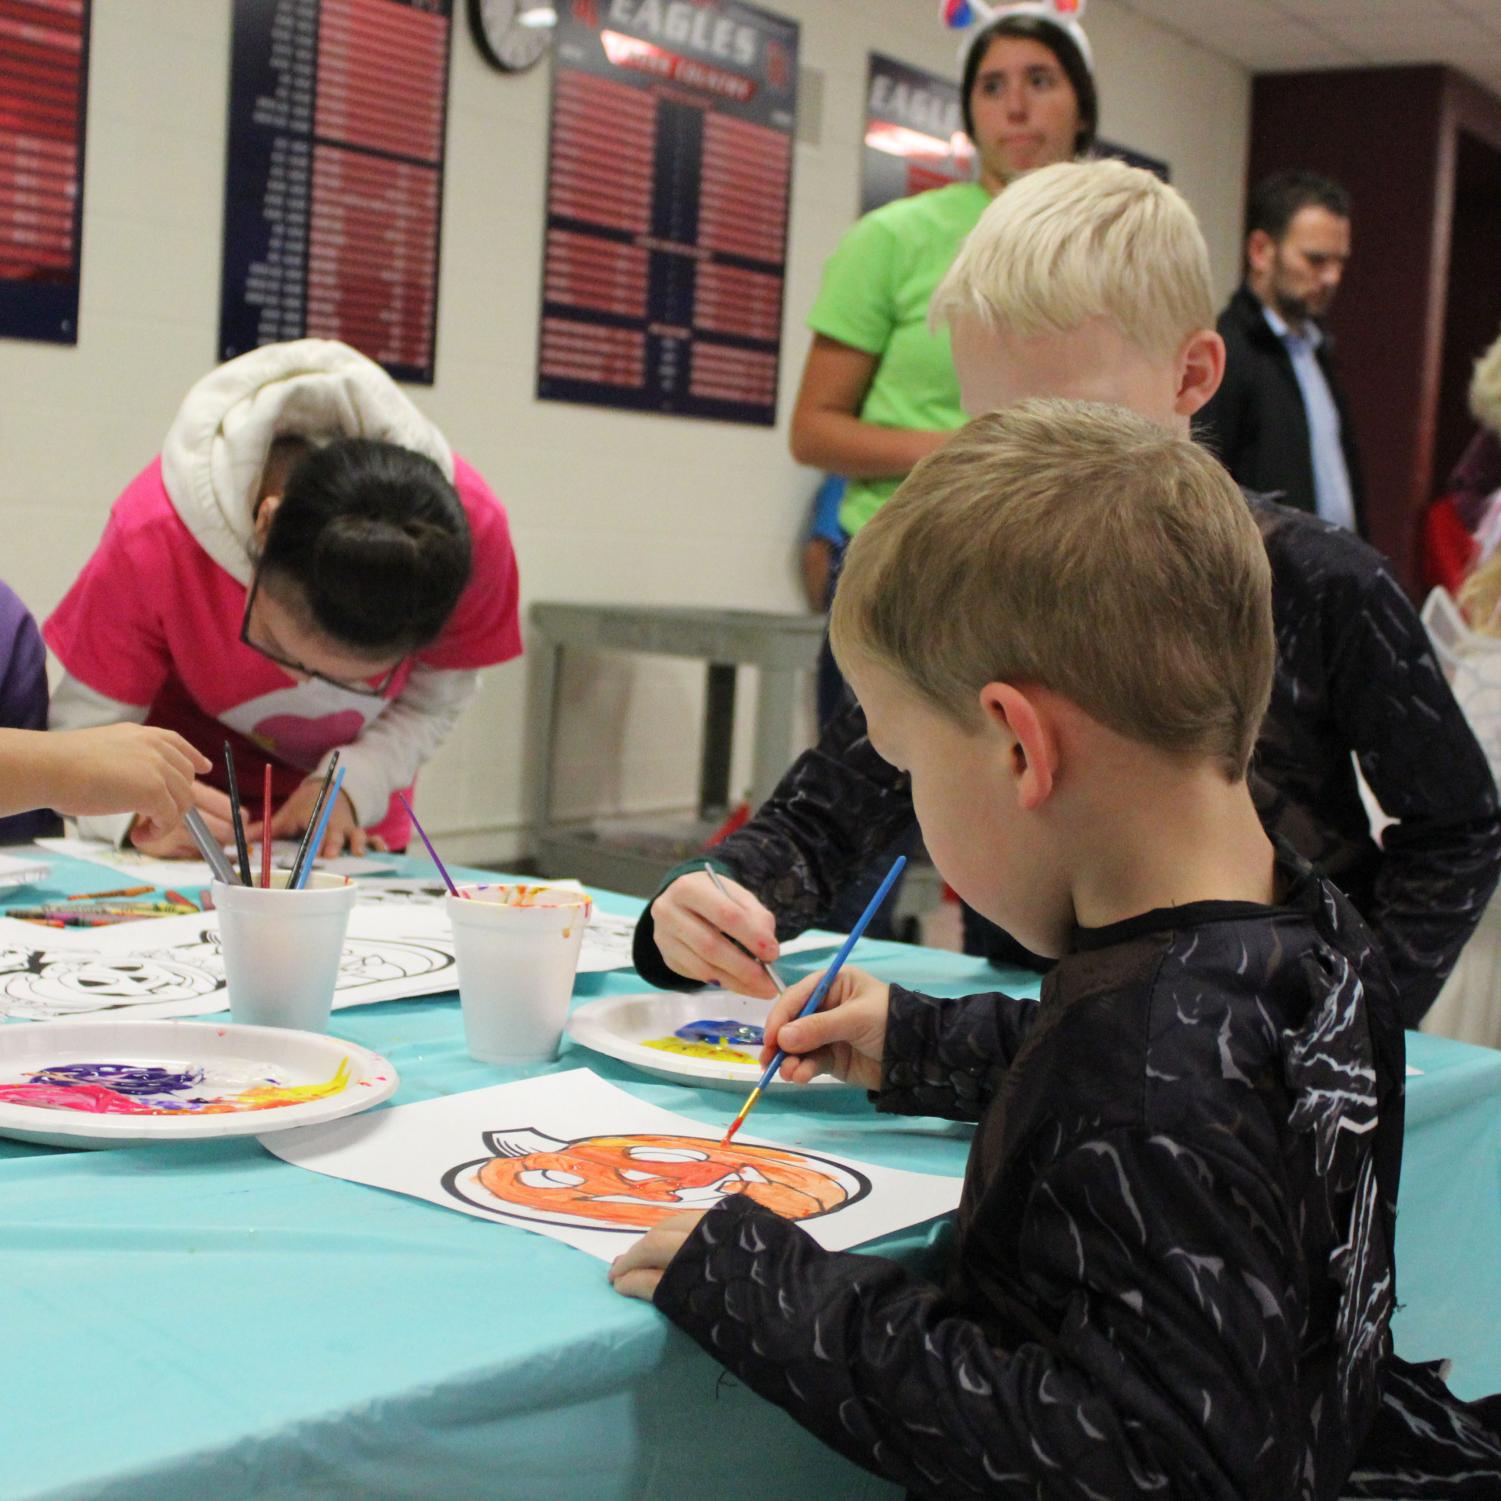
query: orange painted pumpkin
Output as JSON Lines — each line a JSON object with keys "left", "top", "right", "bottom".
{"left": 461, "top": 1130, "right": 865, "bottom": 1230}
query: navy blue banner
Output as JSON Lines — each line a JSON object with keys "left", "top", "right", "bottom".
{"left": 0, "top": 0, "right": 91, "bottom": 346}
{"left": 861, "top": 52, "right": 972, "bottom": 216}
{"left": 537, "top": 0, "right": 799, "bottom": 427}
{"left": 218, "top": 0, "right": 451, "bottom": 385}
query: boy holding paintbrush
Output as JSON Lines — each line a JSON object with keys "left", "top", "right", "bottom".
{"left": 612, "top": 402, "right": 1501, "bottom": 1497}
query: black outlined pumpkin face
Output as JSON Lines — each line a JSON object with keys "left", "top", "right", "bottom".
{"left": 444, "top": 1128, "right": 870, "bottom": 1233}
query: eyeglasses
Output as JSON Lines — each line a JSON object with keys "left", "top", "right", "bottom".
{"left": 239, "top": 569, "right": 403, "bottom": 698}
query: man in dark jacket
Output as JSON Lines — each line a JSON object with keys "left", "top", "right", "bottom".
{"left": 1199, "top": 170, "right": 1365, "bottom": 534}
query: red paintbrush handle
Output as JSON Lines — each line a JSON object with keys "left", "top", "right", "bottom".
{"left": 262, "top": 763, "right": 273, "bottom": 888}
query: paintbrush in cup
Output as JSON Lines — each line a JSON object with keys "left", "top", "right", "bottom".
{"left": 183, "top": 808, "right": 236, "bottom": 885}
{"left": 261, "top": 763, "right": 273, "bottom": 888}
{"left": 287, "top": 751, "right": 339, "bottom": 889}
{"left": 720, "top": 853, "right": 906, "bottom": 1147}
{"left": 398, "top": 791, "right": 462, "bottom": 897}
{"left": 292, "top": 767, "right": 346, "bottom": 889}
{"left": 223, "top": 742, "right": 252, "bottom": 886}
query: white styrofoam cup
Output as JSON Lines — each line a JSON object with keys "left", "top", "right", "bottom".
{"left": 446, "top": 885, "right": 592, "bottom": 1063}
{"left": 213, "top": 871, "right": 357, "bottom": 1033}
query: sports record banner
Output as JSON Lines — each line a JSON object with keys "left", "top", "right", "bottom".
{"left": 537, "top": 0, "right": 799, "bottom": 426}
{"left": 861, "top": 52, "right": 973, "bottom": 215}
{"left": 218, "top": 0, "right": 453, "bottom": 385}
{"left": 0, "top": 0, "right": 91, "bottom": 345}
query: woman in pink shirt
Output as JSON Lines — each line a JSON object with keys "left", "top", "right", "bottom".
{"left": 46, "top": 340, "right": 522, "bottom": 859}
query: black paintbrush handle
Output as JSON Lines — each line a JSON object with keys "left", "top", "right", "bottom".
{"left": 287, "top": 750, "right": 340, "bottom": 889}
{"left": 223, "top": 742, "right": 252, "bottom": 887}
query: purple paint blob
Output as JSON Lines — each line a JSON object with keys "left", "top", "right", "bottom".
{"left": 29, "top": 1062, "right": 206, "bottom": 1095}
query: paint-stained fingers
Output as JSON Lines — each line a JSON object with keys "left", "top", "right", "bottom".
{"left": 658, "top": 908, "right": 776, "bottom": 996}
{"left": 681, "top": 875, "right": 779, "bottom": 962}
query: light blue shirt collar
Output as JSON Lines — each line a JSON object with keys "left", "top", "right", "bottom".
{"left": 1261, "top": 303, "right": 1323, "bottom": 350}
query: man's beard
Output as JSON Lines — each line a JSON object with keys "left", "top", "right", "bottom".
{"left": 1273, "top": 287, "right": 1314, "bottom": 324}
{"left": 1272, "top": 267, "right": 1331, "bottom": 325}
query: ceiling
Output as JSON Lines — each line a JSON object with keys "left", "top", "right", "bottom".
{"left": 1112, "top": 0, "right": 1501, "bottom": 101}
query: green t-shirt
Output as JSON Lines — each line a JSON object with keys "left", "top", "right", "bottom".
{"left": 807, "top": 181, "right": 991, "bottom": 535}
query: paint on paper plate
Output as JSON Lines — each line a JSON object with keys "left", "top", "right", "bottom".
{"left": 638, "top": 1017, "right": 767, "bottom": 1065}
{"left": 442, "top": 1128, "right": 870, "bottom": 1233}
{"left": 0, "top": 1056, "right": 352, "bottom": 1115}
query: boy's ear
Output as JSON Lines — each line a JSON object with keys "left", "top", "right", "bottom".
{"left": 978, "top": 682, "right": 1056, "bottom": 810}
{"left": 1174, "top": 329, "right": 1225, "bottom": 418}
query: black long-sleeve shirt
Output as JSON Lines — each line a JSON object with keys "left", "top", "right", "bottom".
{"left": 656, "top": 856, "right": 1501, "bottom": 1499}
{"left": 635, "top": 497, "right": 1501, "bottom": 1025}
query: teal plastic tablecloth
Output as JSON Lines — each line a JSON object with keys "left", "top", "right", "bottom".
{"left": 1, "top": 851, "right": 1498, "bottom": 1501}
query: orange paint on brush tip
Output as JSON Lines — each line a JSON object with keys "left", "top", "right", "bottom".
{"left": 721, "top": 1086, "right": 762, "bottom": 1146}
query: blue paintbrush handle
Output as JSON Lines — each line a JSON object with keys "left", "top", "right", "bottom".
{"left": 756, "top": 853, "right": 907, "bottom": 1091}
{"left": 292, "top": 767, "right": 346, "bottom": 889}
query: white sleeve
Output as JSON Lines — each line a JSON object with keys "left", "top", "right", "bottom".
{"left": 316, "top": 666, "right": 481, "bottom": 825}
{"left": 47, "top": 672, "right": 150, "bottom": 846}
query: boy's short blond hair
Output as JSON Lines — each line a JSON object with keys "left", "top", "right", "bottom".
{"left": 930, "top": 159, "right": 1215, "bottom": 361}
{"left": 830, "top": 399, "right": 1274, "bottom": 780}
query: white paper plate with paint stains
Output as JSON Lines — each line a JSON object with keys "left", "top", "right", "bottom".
{"left": 566, "top": 991, "right": 848, "bottom": 1092}
{"left": 0, "top": 1019, "right": 398, "bottom": 1148}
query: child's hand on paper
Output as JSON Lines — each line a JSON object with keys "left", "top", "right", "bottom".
{"left": 650, "top": 870, "right": 780, "bottom": 997}
{"left": 270, "top": 780, "right": 386, "bottom": 858}
{"left": 131, "top": 779, "right": 235, "bottom": 857}
{"left": 607, "top": 1210, "right": 707, "bottom": 1301}
{"left": 764, "top": 965, "right": 889, "bottom": 1091}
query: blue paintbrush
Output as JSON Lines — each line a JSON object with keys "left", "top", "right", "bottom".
{"left": 292, "top": 767, "right": 347, "bottom": 889}
{"left": 720, "top": 853, "right": 907, "bottom": 1146}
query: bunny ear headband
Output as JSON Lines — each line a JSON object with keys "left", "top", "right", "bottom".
{"left": 940, "top": 0, "right": 1094, "bottom": 74}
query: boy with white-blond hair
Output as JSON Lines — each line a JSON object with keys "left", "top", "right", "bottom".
{"left": 614, "top": 402, "right": 1501, "bottom": 1499}
{"left": 635, "top": 158, "right": 1501, "bottom": 1030}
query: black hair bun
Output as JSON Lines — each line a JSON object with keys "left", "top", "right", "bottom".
{"left": 260, "top": 438, "right": 473, "bottom": 657}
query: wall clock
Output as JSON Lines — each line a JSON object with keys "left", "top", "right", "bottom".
{"left": 469, "top": 0, "right": 554, "bottom": 73}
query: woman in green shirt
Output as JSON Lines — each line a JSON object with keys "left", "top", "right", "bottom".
{"left": 789, "top": 7, "right": 1099, "bottom": 537}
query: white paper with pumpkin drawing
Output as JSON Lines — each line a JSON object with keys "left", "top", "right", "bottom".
{"left": 264, "top": 1068, "right": 964, "bottom": 1259}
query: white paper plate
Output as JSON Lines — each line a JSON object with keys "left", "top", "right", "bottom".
{"left": 0, "top": 1019, "right": 398, "bottom": 1148}
{"left": 566, "top": 990, "right": 847, "bottom": 1092}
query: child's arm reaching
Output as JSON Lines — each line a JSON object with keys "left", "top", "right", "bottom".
{"left": 632, "top": 1130, "right": 1318, "bottom": 1501}
{"left": 0, "top": 725, "right": 210, "bottom": 835}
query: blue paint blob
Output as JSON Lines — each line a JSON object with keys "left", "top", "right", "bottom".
{"left": 674, "top": 1019, "right": 763, "bottom": 1046}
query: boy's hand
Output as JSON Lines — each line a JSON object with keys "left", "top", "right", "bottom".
{"left": 649, "top": 871, "right": 780, "bottom": 998}
{"left": 607, "top": 1210, "right": 707, "bottom": 1300}
{"left": 270, "top": 781, "right": 385, "bottom": 858}
{"left": 131, "top": 780, "right": 234, "bottom": 857}
{"left": 764, "top": 965, "right": 890, "bottom": 1091}
{"left": 36, "top": 724, "right": 210, "bottom": 833}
